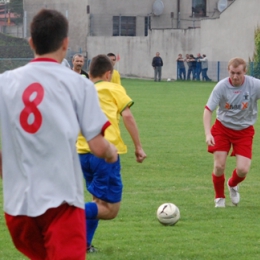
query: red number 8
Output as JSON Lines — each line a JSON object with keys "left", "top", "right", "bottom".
{"left": 20, "top": 83, "right": 44, "bottom": 134}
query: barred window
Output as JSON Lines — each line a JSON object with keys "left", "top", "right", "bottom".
{"left": 192, "top": 0, "right": 206, "bottom": 17}
{"left": 113, "top": 16, "right": 136, "bottom": 36}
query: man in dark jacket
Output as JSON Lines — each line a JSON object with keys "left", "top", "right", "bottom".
{"left": 152, "top": 52, "right": 163, "bottom": 82}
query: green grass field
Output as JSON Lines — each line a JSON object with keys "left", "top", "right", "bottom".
{"left": 1, "top": 79, "right": 260, "bottom": 259}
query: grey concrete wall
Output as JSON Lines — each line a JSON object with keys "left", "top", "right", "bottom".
{"left": 23, "top": 0, "right": 89, "bottom": 54}
{"left": 87, "top": 28, "right": 201, "bottom": 79}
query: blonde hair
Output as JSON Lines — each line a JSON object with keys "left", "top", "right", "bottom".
{"left": 228, "top": 57, "right": 247, "bottom": 71}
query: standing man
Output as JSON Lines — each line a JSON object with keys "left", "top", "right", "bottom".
{"left": 176, "top": 54, "right": 186, "bottom": 80}
{"left": 152, "top": 52, "right": 163, "bottom": 82}
{"left": 203, "top": 57, "right": 260, "bottom": 208}
{"left": 72, "top": 53, "right": 89, "bottom": 78}
{"left": 0, "top": 9, "right": 117, "bottom": 259}
{"left": 199, "top": 54, "right": 212, "bottom": 81}
{"left": 77, "top": 55, "right": 146, "bottom": 253}
{"left": 107, "top": 52, "right": 121, "bottom": 85}
{"left": 186, "top": 54, "right": 193, "bottom": 80}
{"left": 196, "top": 53, "right": 202, "bottom": 81}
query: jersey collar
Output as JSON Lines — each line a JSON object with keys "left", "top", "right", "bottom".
{"left": 30, "top": 57, "right": 59, "bottom": 63}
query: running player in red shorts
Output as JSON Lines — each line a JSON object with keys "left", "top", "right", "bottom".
{"left": 0, "top": 9, "right": 117, "bottom": 259}
{"left": 203, "top": 57, "right": 260, "bottom": 208}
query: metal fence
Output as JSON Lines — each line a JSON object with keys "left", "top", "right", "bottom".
{"left": 0, "top": 56, "right": 90, "bottom": 74}
{"left": 1, "top": 58, "right": 259, "bottom": 82}
{"left": 176, "top": 61, "right": 260, "bottom": 82}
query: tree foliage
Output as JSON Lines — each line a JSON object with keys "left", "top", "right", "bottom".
{"left": 249, "top": 26, "right": 260, "bottom": 78}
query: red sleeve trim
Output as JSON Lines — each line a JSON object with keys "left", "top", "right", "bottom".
{"left": 205, "top": 106, "right": 211, "bottom": 111}
{"left": 30, "top": 57, "right": 59, "bottom": 63}
{"left": 101, "top": 121, "right": 111, "bottom": 136}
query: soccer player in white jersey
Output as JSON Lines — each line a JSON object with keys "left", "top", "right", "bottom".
{"left": 203, "top": 57, "right": 260, "bottom": 208}
{"left": 0, "top": 9, "right": 117, "bottom": 259}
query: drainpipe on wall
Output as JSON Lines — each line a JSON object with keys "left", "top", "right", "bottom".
{"left": 177, "top": 0, "right": 180, "bottom": 29}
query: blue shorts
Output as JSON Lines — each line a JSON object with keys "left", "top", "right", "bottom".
{"left": 79, "top": 153, "right": 123, "bottom": 203}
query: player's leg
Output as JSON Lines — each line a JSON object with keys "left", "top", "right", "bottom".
{"left": 80, "top": 153, "right": 122, "bottom": 251}
{"left": 208, "top": 120, "right": 231, "bottom": 207}
{"left": 5, "top": 214, "right": 47, "bottom": 259}
{"left": 227, "top": 156, "right": 250, "bottom": 206}
{"left": 85, "top": 198, "right": 120, "bottom": 251}
{"left": 227, "top": 127, "right": 254, "bottom": 205}
{"left": 212, "top": 151, "right": 228, "bottom": 207}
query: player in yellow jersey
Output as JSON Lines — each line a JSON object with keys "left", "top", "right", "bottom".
{"left": 107, "top": 52, "right": 121, "bottom": 85}
{"left": 76, "top": 54, "right": 146, "bottom": 253}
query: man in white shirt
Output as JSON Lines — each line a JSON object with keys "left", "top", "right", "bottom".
{"left": 0, "top": 9, "right": 117, "bottom": 260}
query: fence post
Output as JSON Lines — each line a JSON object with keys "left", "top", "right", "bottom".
{"left": 251, "top": 62, "right": 254, "bottom": 77}
{"left": 217, "top": 61, "right": 220, "bottom": 82}
{"left": 23, "top": 11, "right": 27, "bottom": 38}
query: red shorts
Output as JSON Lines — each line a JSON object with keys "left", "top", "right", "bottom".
{"left": 5, "top": 204, "right": 86, "bottom": 260}
{"left": 208, "top": 120, "right": 255, "bottom": 159}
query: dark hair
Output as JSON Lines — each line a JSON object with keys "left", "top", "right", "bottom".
{"left": 90, "top": 55, "right": 113, "bottom": 78}
{"left": 107, "top": 53, "right": 116, "bottom": 58}
{"left": 30, "top": 9, "right": 68, "bottom": 55}
{"left": 72, "top": 54, "right": 84, "bottom": 61}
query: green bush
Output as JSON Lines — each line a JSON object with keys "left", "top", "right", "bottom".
{"left": 250, "top": 27, "right": 260, "bottom": 78}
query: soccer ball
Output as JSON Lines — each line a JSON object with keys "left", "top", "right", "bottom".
{"left": 167, "top": 78, "right": 171, "bottom": 82}
{"left": 156, "top": 203, "right": 180, "bottom": 226}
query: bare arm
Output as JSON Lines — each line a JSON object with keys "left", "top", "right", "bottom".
{"left": 203, "top": 108, "right": 215, "bottom": 146}
{"left": 121, "top": 107, "right": 146, "bottom": 163}
{"left": 88, "top": 134, "right": 118, "bottom": 163}
{"left": 0, "top": 151, "right": 2, "bottom": 178}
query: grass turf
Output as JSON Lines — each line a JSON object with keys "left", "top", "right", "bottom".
{"left": 1, "top": 78, "right": 260, "bottom": 259}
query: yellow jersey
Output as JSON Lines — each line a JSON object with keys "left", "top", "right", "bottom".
{"left": 77, "top": 81, "right": 133, "bottom": 154}
{"left": 111, "top": 69, "right": 121, "bottom": 85}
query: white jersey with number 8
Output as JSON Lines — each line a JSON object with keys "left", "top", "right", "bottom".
{"left": 0, "top": 58, "right": 108, "bottom": 217}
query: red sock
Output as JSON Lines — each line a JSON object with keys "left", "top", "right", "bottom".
{"left": 212, "top": 173, "right": 225, "bottom": 198}
{"left": 228, "top": 169, "right": 245, "bottom": 187}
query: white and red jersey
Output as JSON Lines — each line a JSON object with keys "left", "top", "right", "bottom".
{"left": 206, "top": 76, "right": 260, "bottom": 130}
{"left": 0, "top": 58, "right": 109, "bottom": 217}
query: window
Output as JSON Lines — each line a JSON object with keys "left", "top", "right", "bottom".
{"left": 144, "top": 16, "right": 150, "bottom": 36}
{"left": 113, "top": 16, "right": 136, "bottom": 36}
{"left": 192, "top": 0, "right": 206, "bottom": 17}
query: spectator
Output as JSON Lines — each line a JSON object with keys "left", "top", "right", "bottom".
{"left": 190, "top": 54, "right": 197, "bottom": 80}
{"left": 186, "top": 54, "right": 196, "bottom": 80}
{"left": 72, "top": 54, "right": 89, "bottom": 78}
{"left": 152, "top": 52, "right": 163, "bottom": 82}
{"left": 196, "top": 53, "right": 202, "bottom": 80}
{"left": 200, "top": 54, "right": 212, "bottom": 81}
{"left": 176, "top": 54, "right": 186, "bottom": 80}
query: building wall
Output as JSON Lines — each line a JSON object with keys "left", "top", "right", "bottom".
{"left": 87, "top": 0, "right": 233, "bottom": 34}
{"left": 21, "top": 0, "right": 259, "bottom": 80}
{"left": 86, "top": 0, "right": 260, "bottom": 80}
{"left": 23, "top": 0, "right": 89, "bottom": 55}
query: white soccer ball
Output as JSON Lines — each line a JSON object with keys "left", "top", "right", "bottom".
{"left": 167, "top": 78, "right": 171, "bottom": 82}
{"left": 156, "top": 203, "right": 180, "bottom": 226}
